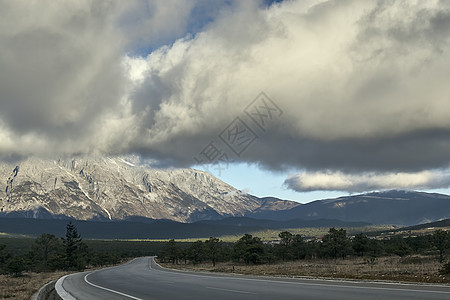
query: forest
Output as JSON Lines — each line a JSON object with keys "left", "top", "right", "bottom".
{"left": 157, "top": 228, "right": 450, "bottom": 275}
{"left": 1, "top": 224, "right": 450, "bottom": 277}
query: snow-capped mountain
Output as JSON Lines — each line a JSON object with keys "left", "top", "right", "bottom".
{"left": 0, "top": 157, "right": 298, "bottom": 222}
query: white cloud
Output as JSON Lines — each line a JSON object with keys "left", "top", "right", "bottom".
{"left": 124, "top": 0, "right": 450, "bottom": 172}
{"left": 0, "top": 0, "right": 220, "bottom": 160}
{"left": 118, "top": 0, "right": 226, "bottom": 52}
{"left": 0, "top": 0, "right": 127, "bottom": 158}
{"left": 2, "top": 0, "right": 450, "bottom": 178}
{"left": 284, "top": 170, "right": 450, "bottom": 193}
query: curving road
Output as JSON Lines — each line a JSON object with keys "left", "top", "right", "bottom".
{"left": 55, "top": 257, "right": 450, "bottom": 300}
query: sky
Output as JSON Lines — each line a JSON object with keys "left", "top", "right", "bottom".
{"left": 2, "top": 0, "right": 450, "bottom": 203}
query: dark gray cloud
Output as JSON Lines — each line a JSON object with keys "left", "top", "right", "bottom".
{"left": 126, "top": 0, "right": 450, "bottom": 173}
{"left": 0, "top": 0, "right": 127, "bottom": 157}
{"left": 2, "top": 0, "right": 450, "bottom": 193}
{"left": 0, "top": 0, "right": 213, "bottom": 158}
{"left": 284, "top": 169, "right": 450, "bottom": 193}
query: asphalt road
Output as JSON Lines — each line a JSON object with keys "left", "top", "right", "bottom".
{"left": 55, "top": 257, "right": 450, "bottom": 300}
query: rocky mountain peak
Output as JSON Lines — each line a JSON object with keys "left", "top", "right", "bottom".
{"left": 0, "top": 157, "right": 298, "bottom": 222}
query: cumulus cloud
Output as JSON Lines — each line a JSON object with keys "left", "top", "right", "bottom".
{"left": 2, "top": 0, "right": 450, "bottom": 190}
{"left": 0, "top": 0, "right": 127, "bottom": 158}
{"left": 284, "top": 170, "right": 450, "bottom": 193}
{"left": 126, "top": 0, "right": 450, "bottom": 173}
{"left": 0, "top": 0, "right": 227, "bottom": 160}
{"left": 118, "top": 0, "right": 233, "bottom": 54}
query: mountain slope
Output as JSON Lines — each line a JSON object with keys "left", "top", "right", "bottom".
{"left": 248, "top": 190, "right": 450, "bottom": 226}
{"left": 0, "top": 157, "right": 299, "bottom": 222}
{"left": 0, "top": 217, "right": 263, "bottom": 239}
{"left": 196, "top": 217, "right": 370, "bottom": 229}
{"left": 0, "top": 217, "right": 371, "bottom": 239}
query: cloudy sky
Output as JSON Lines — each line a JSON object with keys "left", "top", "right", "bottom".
{"left": 2, "top": 0, "right": 450, "bottom": 202}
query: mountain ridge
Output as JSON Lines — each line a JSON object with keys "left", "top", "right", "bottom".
{"left": 249, "top": 190, "right": 450, "bottom": 225}
{"left": 0, "top": 157, "right": 298, "bottom": 222}
{"left": 0, "top": 216, "right": 371, "bottom": 239}
{"left": 1, "top": 157, "right": 450, "bottom": 226}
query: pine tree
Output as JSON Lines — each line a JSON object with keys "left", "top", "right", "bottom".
{"left": 322, "top": 228, "right": 352, "bottom": 259}
{"left": 433, "top": 230, "right": 449, "bottom": 263}
{"left": 30, "top": 233, "right": 63, "bottom": 271}
{"left": 164, "top": 239, "right": 180, "bottom": 264}
{"left": 276, "top": 231, "right": 294, "bottom": 261}
{"left": 187, "top": 240, "right": 205, "bottom": 265}
{"left": 233, "top": 234, "right": 265, "bottom": 264}
{"left": 352, "top": 233, "right": 369, "bottom": 257}
{"left": 6, "top": 256, "right": 25, "bottom": 277}
{"left": 204, "top": 237, "right": 221, "bottom": 267}
{"left": 63, "top": 222, "right": 87, "bottom": 270}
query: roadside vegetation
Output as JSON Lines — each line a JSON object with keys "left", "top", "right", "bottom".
{"left": 0, "top": 222, "right": 122, "bottom": 276}
{"left": 157, "top": 228, "right": 450, "bottom": 284}
{"left": 221, "top": 224, "right": 394, "bottom": 242}
{"left": 1, "top": 223, "right": 449, "bottom": 298}
{"left": 0, "top": 222, "right": 165, "bottom": 299}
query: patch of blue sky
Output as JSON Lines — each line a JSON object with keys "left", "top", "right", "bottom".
{"left": 123, "top": 0, "right": 234, "bottom": 57}
{"left": 125, "top": 0, "right": 287, "bottom": 57}
{"left": 193, "top": 162, "right": 345, "bottom": 203}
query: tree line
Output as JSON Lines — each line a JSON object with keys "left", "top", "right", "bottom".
{"left": 2, "top": 225, "right": 449, "bottom": 277}
{"left": 158, "top": 228, "right": 450, "bottom": 273}
{"left": 0, "top": 222, "right": 121, "bottom": 276}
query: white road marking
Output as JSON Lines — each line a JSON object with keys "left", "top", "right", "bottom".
{"left": 157, "top": 280, "right": 176, "bottom": 284}
{"left": 150, "top": 258, "right": 450, "bottom": 295}
{"left": 55, "top": 275, "right": 77, "bottom": 300}
{"left": 206, "top": 286, "right": 255, "bottom": 294}
{"left": 84, "top": 272, "right": 143, "bottom": 300}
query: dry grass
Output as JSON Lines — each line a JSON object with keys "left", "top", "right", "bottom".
{"left": 161, "top": 256, "right": 450, "bottom": 284}
{"left": 117, "top": 225, "right": 394, "bottom": 243}
{"left": 0, "top": 260, "right": 129, "bottom": 300}
{"left": 0, "top": 271, "right": 70, "bottom": 300}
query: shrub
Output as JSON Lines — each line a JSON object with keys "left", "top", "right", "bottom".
{"left": 439, "top": 261, "right": 450, "bottom": 275}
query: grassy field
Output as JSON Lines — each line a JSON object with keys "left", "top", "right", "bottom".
{"left": 160, "top": 255, "right": 450, "bottom": 284}
{"left": 0, "top": 270, "right": 70, "bottom": 300}
{"left": 0, "top": 224, "right": 437, "bottom": 299}
{"left": 0, "top": 236, "right": 166, "bottom": 257}
{"left": 1, "top": 224, "right": 394, "bottom": 244}
{"left": 234, "top": 225, "right": 395, "bottom": 241}
{"left": 1, "top": 256, "right": 447, "bottom": 300}
{"left": 130, "top": 225, "right": 395, "bottom": 242}
{"left": 0, "top": 260, "right": 134, "bottom": 300}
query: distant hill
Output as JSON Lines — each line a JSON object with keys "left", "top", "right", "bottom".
{"left": 366, "top": 218, "right": 450, "bottom": 238}
{"left": 247, "top": 190, "right": 450, "bottom": 226}
{"left": 1, "top": 158, "right": 450, "bottom": 227}
{"left": 0, "top": 216, "right": 370, "bottom": 239}
{"left": 0, "top": 217, "right": 261, "bottom": 239}
{"left": 196, "top": 217, "right": 370, "bottom": 229}
{"left": 401, "top": 218, "right": 450, "bottom": 231}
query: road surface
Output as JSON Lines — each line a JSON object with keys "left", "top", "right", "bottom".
{"left": 55, "top": 257, "right": 450, "bottom": 299}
